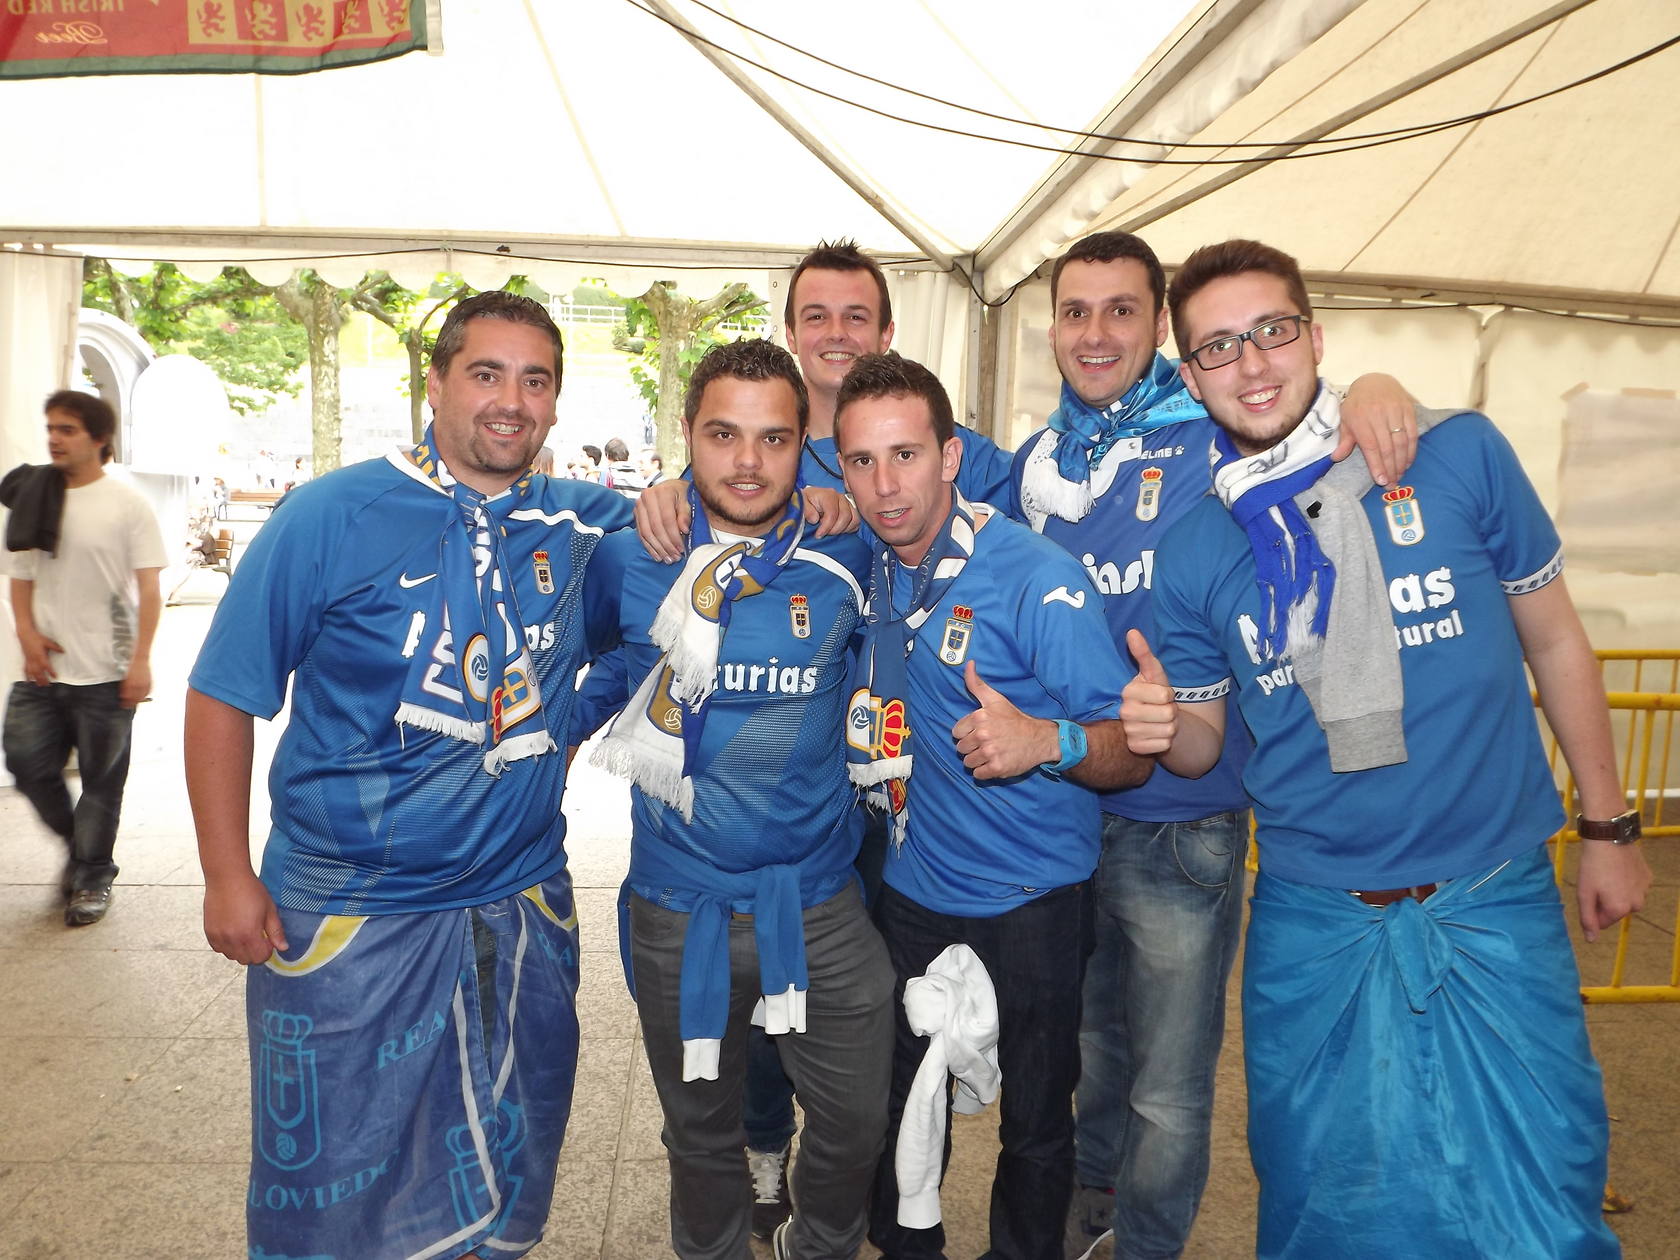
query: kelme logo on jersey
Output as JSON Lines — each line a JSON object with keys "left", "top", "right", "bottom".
{"left": 846, "top": 688, "right": 909, "bottom": 761}
{"left": 532, "top": 549, "right": 555, "bottom": 594}
{"left": 939, "top": 604, "right": 973, "bottom": 666}
{"left": 1383, "top": 485, "right": 1425, "bottom": 546}
{"left": 257, "top": 1011, "right": 322, "bottom": 1172}
{"left": 790, "top": 593, "right": 811, "bottom": 639}
{"left": 1136, "top": 466, "right": 1163, "bottom": 522}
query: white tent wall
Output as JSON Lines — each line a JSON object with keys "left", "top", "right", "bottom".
{"left": 0, "top": 248, "right": 82, "bottom": 787}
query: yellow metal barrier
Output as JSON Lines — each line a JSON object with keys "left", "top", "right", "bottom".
{"left": 1539, "top": 651, "right": 1680, "bottom": 1004}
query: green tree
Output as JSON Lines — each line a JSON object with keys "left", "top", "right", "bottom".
{"left": 611, "top": 281, "right": 767, "bottom": 471}
{"left": 82, "top": 259, "right": 306, "bottom": 414}
{"left": 350, "top": 275, "right": 470, "bottom": 443}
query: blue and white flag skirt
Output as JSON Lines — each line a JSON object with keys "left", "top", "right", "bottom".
{"left": 1243, "top": 844, "right": 1618, "bottom": 1260}
{"left": 245, "top": 874, "right": 581, "bottom": 1260}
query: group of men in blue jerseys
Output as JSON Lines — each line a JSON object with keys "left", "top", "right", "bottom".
{"left": 188, "top": 233, "right": 1649, "bottom": 1260}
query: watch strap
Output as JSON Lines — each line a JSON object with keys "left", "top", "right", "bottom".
{"left": 1575, "top": 810, "right": 1641, "bottom": 844}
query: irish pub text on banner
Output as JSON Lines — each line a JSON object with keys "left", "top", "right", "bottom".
{"left": 1, "top": 0, "right": 431, "bottom": 78}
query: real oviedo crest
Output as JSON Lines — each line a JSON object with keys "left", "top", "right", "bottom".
{"left": 1382, "top": 485, "right": 1425, "bottom": 546}
{"left": 939, "top": 604, "right": 973, "bottom": 666}
{"left": 1136, "top": 466, "right": 1163, "bottom": 522}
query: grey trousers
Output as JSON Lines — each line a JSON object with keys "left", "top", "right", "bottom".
{"left": 630, "top": 881, "right": 896, "bottom": 1260}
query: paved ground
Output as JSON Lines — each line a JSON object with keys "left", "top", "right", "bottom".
{"left": 1, "top": 596, "right": 1674, "bottom": 1258}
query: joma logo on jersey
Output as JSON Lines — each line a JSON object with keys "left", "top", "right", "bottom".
{"left": 939, "top": 605, "right": 973, "bottom": 666}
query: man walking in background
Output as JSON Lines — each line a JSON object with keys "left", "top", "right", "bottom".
{"left": 2, "top": 389, "right": 165, "bottom": 927}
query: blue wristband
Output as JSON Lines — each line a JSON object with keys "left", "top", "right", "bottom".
{"left": 1045, "top": 718, "right": 1088, "bottom": 774}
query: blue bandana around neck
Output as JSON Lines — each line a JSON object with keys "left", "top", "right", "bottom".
{"left": 394, "top": 426, "right": 553, "bottom": 775}
{"left": 1047, "top": 351, "right": 1206, "bottom": 482}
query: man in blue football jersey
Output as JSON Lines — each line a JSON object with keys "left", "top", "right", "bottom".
{"left": 1122, "top": 238, "right": 1650, "bottom": 1258}
{"left": 632, "top": 239, "right": 1021, "bottom": 1239}
{"left": 573, "top": 339, "right": 895, "bottom": 1260}
{"left": 185, "top": 292, "right": 633, "bottom": 1260}
{"left": 1017, "top": 230, "right": 1420, "bottom": 1260}
{"left": 833, "top": 352, "right": 1152, "bottom": 1260}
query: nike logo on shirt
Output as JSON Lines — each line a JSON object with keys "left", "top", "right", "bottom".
{"left": 398, "top": 572, "right": 437, "bottom": 588}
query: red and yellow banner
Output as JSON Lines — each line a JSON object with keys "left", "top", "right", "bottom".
{"left": 1, "top": 0, "right": 429, "bottom": 78}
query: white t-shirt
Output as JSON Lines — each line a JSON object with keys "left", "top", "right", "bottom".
{"left": 2, "top": 474, "right": 168, "bottom": 685}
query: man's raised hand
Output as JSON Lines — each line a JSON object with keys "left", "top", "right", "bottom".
{"left": 1120, "top": 629, "right": 1177, "bottom": 755}
{"left": 952, "top": 660, "right": 1056, "bottom": 779}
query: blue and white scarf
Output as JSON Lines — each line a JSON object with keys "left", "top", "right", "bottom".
{"left": 846, "top": 491, "right": 977, "bottom": 849}
{"left": 1209, "top": 388, "right": 1341, "bottom": 659}
{"left": 1019, "top": 352, "right": 1206, "bottom": 524}
{"left": 394, "top": 428, "right": 553, "bottom": 775}
{"left": 594, "top": 486, "right": 807, "bottom": 818}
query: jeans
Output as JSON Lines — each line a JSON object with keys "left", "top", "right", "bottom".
{"left": 868, "top": 880, "right": 1093, "bottom": 1260}
{"left": 632, "top": 883, "right": 896, "bottom": 1260}
{"left": 1073, "top": 811, "right": 1248, "bottom": 1259}
{"left": 3, "top": 680, "right": 133, "bottom": 893}
{"left": 745, "top": 809, "right": 891, "bottom": 1153}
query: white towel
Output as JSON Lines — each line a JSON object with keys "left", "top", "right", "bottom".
{"left": 895, "top": 943, "right": 1001, "bottom": 1228}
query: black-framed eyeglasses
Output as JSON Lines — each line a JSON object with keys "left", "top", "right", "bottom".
{"left": 1185, "top": 315, "right": 1311, "bottom": 371}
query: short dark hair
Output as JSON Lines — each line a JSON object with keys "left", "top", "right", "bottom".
{"left": 604, "top": 437, "right": 630, "bottom": 462}
{"left": 581, "top": 444, "right": 602, "bottom": 465}
{"left": 833, "top": 352, "right": 954, "bottom": 448}
{"left": 1168, "top": 239, "right": 1313, "bottom": 359}
{"left": 44, "top": 389, "right": 117, "bottom": 464}
{"left": 784, "top": 238, "right": 893, "bottom": 333}
{"left": 684, "top": 338, "right": 810, "bottom": 431}
{"left": 1050, "top": 230, "right": 1167, "bottom": 315}
{"left": 430, "top": 290, "right": 565, "bottom": 386}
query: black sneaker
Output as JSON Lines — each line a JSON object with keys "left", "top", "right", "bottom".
{"left": 65, "top": 886, "right": 112, "bottom": 927}
{"left": 748, "top": 1141, "right": 792, "bottom": 1240}
{"left": 1063, "top": 1184, "right": 1115, "bottom": 1260}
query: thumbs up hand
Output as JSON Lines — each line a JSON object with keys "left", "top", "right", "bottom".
{"left": 952, "top": 660, "right": 1060, "bottom": 780}
{"left": 1120, "top": 629, "right": 1177, "bottom": 755}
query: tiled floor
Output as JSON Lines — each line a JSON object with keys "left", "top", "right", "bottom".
{"left": 1, "top": 599, "right": 1675, "bottom": 1258}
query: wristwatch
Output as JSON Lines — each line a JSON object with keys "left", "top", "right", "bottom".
{"left": 1576, "top": 810, "right": 1642, "bottom": 844}
{"left": 1044, "top": 719, "right": 1088, "bottom": 775}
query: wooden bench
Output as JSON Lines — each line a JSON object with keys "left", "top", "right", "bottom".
{"left": 227, "top": 488, "right": 285, "bottom": 514}
{"left": 167, "top": 529, "right": 237, "bottom": 605}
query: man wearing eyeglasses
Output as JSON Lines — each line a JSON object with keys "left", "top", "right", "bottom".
{"left": 1121, "top": 237, "right": 1649, "bottom": 1258}
{"left": 1013, "top": 231, "right": 1418, "bottom": 1260}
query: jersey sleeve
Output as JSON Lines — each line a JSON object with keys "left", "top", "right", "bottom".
{"left": 581, "top": 529, "right": 635, "bottom": 659}
{"left": 1151, "top": 516, "right": 1234, "bottom": 701}
{"left": 954, "top": 425, "right": 1016, "bottom": 509}
{"left": 1463, "top": 415, "right": 1564, "bottom": 593}
{"left": 570, "top": 647, "right": 630, "bottom": 745}
{"left": 1014, "top": 545, "right": 1132, "bottom": 725}
{"left": 187, "top": 487, "right": 337, "bottom": 719}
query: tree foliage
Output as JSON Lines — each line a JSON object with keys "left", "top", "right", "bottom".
{"left": 610, "top": 281, "right": 768, "bottom": 470}
{"left": 82, "top": 259, "right": 306, "bottom": 415}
